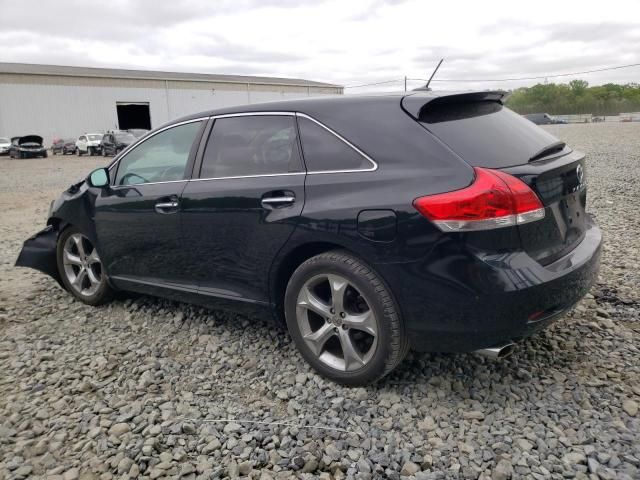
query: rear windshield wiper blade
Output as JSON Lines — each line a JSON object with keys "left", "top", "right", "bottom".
{"left": 529, "top": 141, "right": 566, "bottom": 162}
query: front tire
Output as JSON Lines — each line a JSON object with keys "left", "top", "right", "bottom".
{"left": 56, "top": 227, "right": 113, "bottom": 306}
{"left": 285, "top": 250, "right": 408, "bottom": 386}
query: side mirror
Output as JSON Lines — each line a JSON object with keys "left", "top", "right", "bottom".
{"left": 88, "top": 168, "right": 109, "bottom": 188}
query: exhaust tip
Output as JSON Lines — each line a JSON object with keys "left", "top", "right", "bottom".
{"left": 475, "top": 343, "right": 515, "bottom": 360}
{"left": 496, "top": 343, "right": 515, "bottom": 358}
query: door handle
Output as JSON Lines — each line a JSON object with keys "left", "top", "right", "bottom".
{"left": 261, "top": 196, "right": 295, "bottom": 208}
{"left": 155, "top": 200, "right": 179, "bottom": 214}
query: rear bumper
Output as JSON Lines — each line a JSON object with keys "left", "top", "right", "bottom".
{"left": 375, "top": 219, "right": 602, "bottom": 352}
{"left": 15, "top": 226, "right": 63, "bottom": 286}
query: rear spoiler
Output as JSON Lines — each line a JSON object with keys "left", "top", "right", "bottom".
{"left": 401, "top": 91, "right": 509, "bottom": 120}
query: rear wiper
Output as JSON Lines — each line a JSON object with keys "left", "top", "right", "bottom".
{"left": 529, "top": 141, "right": 566, "bottom": 162}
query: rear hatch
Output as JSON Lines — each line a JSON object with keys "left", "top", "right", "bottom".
{"left": 403, "top": 93, "right": 587, "bottom": 265}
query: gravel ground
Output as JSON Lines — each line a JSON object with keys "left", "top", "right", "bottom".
{"left": 0, "top": 124, "right": 639, "bottom": 480}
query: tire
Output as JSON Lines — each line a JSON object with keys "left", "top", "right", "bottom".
{"left": 43, "top": 152, "right": 48, "bottom": 158}
{"left": 77, "top": 148, "right": 82, "bottom": 156}
{"left": 56, "top": 227, "right": 113, "bottom": 306}
{"left": 284, "top": 250, "right": 409, "bottom": 386}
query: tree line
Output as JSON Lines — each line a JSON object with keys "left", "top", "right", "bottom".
{"left": 505, "top": 80, "right": 640, "bottom": 116}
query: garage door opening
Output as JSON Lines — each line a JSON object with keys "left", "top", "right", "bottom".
{"left": 116, "top": 102, "right": 151, "bottom": 130}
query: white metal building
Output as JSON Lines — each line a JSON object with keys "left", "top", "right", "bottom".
{"left": 0, "top": 63, "right": 342, "bottom": 145}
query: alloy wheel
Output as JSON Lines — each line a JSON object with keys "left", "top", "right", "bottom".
{"left": 62, "top": 233, "right": 103, "bottom": 297}
{"left": 296, "top": 273, "right": 378, "bottom": 371}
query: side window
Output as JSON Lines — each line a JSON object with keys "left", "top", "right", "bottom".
{"left": 297, "top": 116, "right": 373, "bottom": 172}
{"left": 115, "top": 121, "right": 202, "bottom": 186}
{"left": 200, "top": 115, "right": 302, "bottom": 179}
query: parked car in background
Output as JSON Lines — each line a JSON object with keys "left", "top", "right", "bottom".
{"left": 16, "top": 92, "right": 601, "bottom": 385}
{"left": 76, "top": 133, "right": 103, "bottom": 156}
{"left": 0, "top": 137, "right": 10, "bottom": 155}
{"left": 52, "top": 138, "right": 77, "bottom": 155}
{"left": 523, "top": 113, "right": 565, "bottom": 125}
{"left": 101, "top": 131, "right": 137, "bottom": 156}
{"left": 127, "top": 129, "right": 149, "bottom": 139}
{"left": 9, "top": 135, "right": 47, "bottom": 158}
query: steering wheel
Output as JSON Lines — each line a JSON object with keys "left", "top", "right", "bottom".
{"left": 260, "top": 139, "right": 291, "bottom": 165}
{"left": 158, "top": 166, "right": 184, "bottom": 181}
{"left": 120, "top": 172, "right": 148, "bottom": 185}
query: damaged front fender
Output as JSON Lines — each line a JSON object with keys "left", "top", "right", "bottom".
{"left": 15, "top": 225, "right": 63, "bottom": 286}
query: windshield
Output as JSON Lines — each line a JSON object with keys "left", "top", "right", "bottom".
{"left": 115, "top": 133, "right": 137, "bottom": 143}
{"left": 87, "top": 134, "right": 102, "bottom": 141}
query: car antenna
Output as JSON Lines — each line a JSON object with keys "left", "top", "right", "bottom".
{"left": 424, "top": 58, "right": 444, "bottom": 91}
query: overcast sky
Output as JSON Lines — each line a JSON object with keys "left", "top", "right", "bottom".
{"left": 1, "top": 0, "right": 639, "bottom": 92}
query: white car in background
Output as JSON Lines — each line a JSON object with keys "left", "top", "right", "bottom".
{"left": 75, "top": 133, "right": 103, "bottom": 156}
{"left": 0, "top": 137, "right": 11, "bottom": 155}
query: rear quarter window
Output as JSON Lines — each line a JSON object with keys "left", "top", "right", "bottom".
{"left": 418, "top": 101, "right": 560, "bottom": 168}
{"left": 297, "top": 116, "right": 374, "bottom": 172}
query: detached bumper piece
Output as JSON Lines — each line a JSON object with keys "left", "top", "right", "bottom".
{"left": 15, "top": 226, "right": 62, "bottom": 286}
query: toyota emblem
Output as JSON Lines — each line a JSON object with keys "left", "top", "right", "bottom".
{"left": 576, "top": 164, "right": 584, "bottom": 183}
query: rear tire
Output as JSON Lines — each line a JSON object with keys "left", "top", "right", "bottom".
{"left": 56, "top": 227, "right": 113, "bottom": 306}
{"left": 284, "top": 250, "right": 408, "bottom": 386}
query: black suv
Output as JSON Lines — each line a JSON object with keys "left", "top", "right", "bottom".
{"left": 52, "top": 138, "right": 77, "bottom": 155}
{"left": 16, "top": 92, "right": 601, "bottom": 385}
{"left": 101, "top": 131, "right": 137, "bottom": 156}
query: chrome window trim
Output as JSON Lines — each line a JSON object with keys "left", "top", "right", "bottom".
{"left": 190, "top": 172, "right": 305, "bottom": 182}
{"left": 295, "top": 112, "right": 378, "bottom": 174}
{"left": 211, "top": 111, "right": 296, "bottom": 119}
{"left": 110, "top": 179, "right": 188, "bottom": 190}
{"left": 107, "top": 111, "right": 378, "bottom": 184}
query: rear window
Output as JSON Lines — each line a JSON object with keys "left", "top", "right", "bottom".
{"left": 418, "top": 101, "right": 560, "bottom": 168}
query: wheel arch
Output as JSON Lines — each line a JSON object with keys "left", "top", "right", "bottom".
{"left": 270, "top": 241, "right": 353, "bottom": 321}
{"left": 47, "top": 216, "right": 69, "bottom": 233}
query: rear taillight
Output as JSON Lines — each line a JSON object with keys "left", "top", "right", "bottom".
{"left": 413, "top": 167, "right": 545, "bottom": 232}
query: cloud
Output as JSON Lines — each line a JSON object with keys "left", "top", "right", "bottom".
{"left": 0, "top": 0, "right": 639, "bottom": 91}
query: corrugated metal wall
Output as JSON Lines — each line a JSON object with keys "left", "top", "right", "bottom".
{"left": 0, "top": 74, "right": 340, "bottom": 145}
